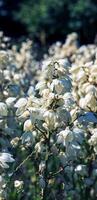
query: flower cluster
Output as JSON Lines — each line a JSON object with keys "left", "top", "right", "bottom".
{"left": 71, "top": 62, "right": 97, "bottom": 112}
{"left": 1, "top": 32, "right": 97, "bottom": 200}
{"left": 0, "top": 35, "right": 39, "bottom": 199}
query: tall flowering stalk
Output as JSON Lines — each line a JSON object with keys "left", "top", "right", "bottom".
{"left": 14, "top": 59, "right": 88, "bottom": 199}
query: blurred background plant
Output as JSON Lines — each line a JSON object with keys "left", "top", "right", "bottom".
{"left": 0, "top": 0, "right": 97, "bottom": 45}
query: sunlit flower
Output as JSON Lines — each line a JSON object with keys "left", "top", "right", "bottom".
{"left": 0, "top": 153, "right": 14, "bottom": 168}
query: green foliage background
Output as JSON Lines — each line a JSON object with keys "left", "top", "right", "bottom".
{"left": 13, "top": 0, "right": 97, "bottom": 43}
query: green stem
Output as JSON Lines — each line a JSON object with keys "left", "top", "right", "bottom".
{"left": 42, "top": 132, "right": 51, "bottom": 200}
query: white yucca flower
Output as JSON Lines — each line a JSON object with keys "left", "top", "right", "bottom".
{"left": 6, "top": 97, "right": 16, "bottom": 107}
{"left": 14, "top": 180, "right": 23, "bottom": 189}
{"left": 23, "top": 119, "right": 33, "bottom": 131}
{"left": 0, "top": 153, "right": 14, "bottom": 168}
{"left": 50, "top": 79, "right": 64, "bottom": 94}
{"left": 0, "top": 102, "right": 8, "bottom": 116}
{"left": 57, "top": 128, "right": 74, "bottom": 146}
{"left": 14, "top": 98, "right": 27, "bottom": 108}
